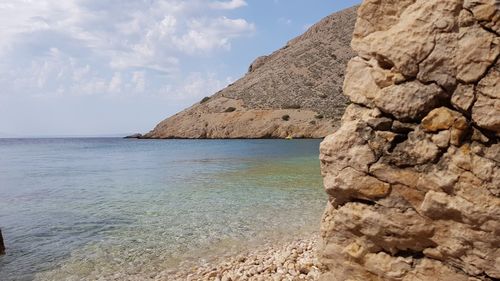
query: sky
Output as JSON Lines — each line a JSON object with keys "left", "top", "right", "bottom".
{"left": 0, "top": 0, "right": 360, "bottom": 137}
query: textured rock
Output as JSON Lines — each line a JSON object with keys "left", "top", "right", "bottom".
{"left": 374, "top": 82, "right": 446, "bottom": 121}
{"left": 451, "top": 84, "right": 475, "bottom": 112}
{"left": 464, "top": 0, "right": 500, "bottom": 36}
{"left": 320, "top": 0, "right": 499, "bottom": 280}
{"left": 143, "top": 7, "right": 357, "bottom": 139}
{"left": 472, "top": 63, "right": 500, "bottom": 133}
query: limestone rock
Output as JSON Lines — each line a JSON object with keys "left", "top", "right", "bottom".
{"left": 451, "top": 84, "right": 475, "bottom": 112}
{"left": 472, "top": 63, "right": 500, "bottom": 133}
{"left": 320, "top": 0, "right": 500, "bottom": 280}
{"left": 421, "top": 107, "right": 468, "bottom": 133}
{"left": 352, "top": 0, "right": 462, "bottom": 77}
{"left": 417, "top": 33, "right": 458, "bottom": 90}
{"left": 464, "top": 0, "right": 500, "bottom": 33}
{"left": 473, "top": 94, "right": 500, "bottom": 134}
{"left": 374, "top": 81, "right": 445, "bottom": 121}
{"left": 457, "top": 24, "right": 500, "bottom": 83}
{"left": 324, "top": 168, "right": 391, "bottom": 206}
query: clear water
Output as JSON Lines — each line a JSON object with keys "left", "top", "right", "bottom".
{"left": 0, "top": 138, "right": 326, "bottom": 281}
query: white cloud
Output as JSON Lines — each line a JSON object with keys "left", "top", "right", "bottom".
{"left": 278, "top": 17, "right": 292, "bottom": 25}
{"left": 210, "top": 0, "right": 248, "bottom": 10}
{"left": 174, "top": 17, "right": 255, "bottom": 53}
{"left": 108, "top": 72, "right": 122, "bottom": 93}
{"left": 0, "top": 0, "right": 253, "bottom": 98}
{"left": 159, "top": 72, "right": 234, "bottom": 100}
{"left": 303, "top": 23, "right": 314, "bottom": 31}
{"left": 132, "top": 71, "right": 146, "bottom": 92}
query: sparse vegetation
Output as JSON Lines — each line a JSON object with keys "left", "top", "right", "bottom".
{"left": 315, "top": 114, "right": 324, "bottom": 119}
{"left": 225, "top": 107, "right": 236, "bottom": 113}
{"left": 319, "top": 94, "right": 328, "bottom": 99}
{"left": 282, "top": 115, "right": 290, "bottom": 121}
{"left": 200, "top": 97, "right": 210, "bottom": 104}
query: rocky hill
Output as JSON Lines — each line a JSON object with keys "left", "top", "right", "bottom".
{"left": 320, "top": 0, "right": 499, "bottom": 280}
{"left": 142, "top": 6, "right": 357, "bottom": 139}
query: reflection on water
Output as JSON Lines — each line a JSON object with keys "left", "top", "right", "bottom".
{"left": 0, "top": 139, "right": 326, "bottom": 281}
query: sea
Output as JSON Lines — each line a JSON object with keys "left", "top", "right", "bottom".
{"left": 0, "top": 138, "right": 326, "bottom": 281}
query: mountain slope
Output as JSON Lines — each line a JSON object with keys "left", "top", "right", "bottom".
{"left": 143, "top": 6, "right": 357, "bottom": 139}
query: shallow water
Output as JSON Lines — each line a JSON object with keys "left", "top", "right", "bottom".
{"left": 0, "top": 138, "right": 326, "bottom": 281}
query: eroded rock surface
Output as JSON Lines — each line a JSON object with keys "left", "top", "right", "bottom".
{"left": 319, "top": 0, "right": 499, "bottom": 280}
{"left": 143, "top": 7, "right": 357, "bottom": 139}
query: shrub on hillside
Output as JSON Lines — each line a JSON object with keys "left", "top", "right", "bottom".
{"left": 283, "top": 104, "right": 301, "bottom": 109}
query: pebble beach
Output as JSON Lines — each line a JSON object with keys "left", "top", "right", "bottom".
{"left": 161, "top": 236, "right": 325, "bottom": 281}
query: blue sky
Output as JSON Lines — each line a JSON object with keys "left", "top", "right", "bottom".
{"left": 0, "top": 0, "right": 360, "bottom": 137}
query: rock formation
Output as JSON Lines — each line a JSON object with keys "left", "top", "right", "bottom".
{"left": 143, "top": 6, "right": 357, "bottom": 139}
{"left": 124, "top": 133, "right": 143, "bottom": 139}
{"left": 0, "top": 228, "right": 5, "bottom": 255}
{"left": 319, "top": 0, "right": 499, "bottom": 280}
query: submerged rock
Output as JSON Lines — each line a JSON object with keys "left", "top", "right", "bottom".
{"left": 0, "top": 228, "right": 5, "bottom": 255}
{"left": 320, "top": 0, "right": 499, "bottom": 280}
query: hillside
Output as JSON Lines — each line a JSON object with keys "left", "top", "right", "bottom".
{"left": 142, "top": 6, "right": 357, "bottom": 139}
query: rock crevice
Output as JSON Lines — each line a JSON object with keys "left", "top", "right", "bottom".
{"left": 319, "top": 0, "right": 499, "bottom": 280}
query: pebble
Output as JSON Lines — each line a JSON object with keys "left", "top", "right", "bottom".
{"left": 158, "top": 236, "right": 325, "bottom": 281}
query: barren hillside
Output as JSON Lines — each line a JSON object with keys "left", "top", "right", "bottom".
{"left": 142, "top": 6, "right": 357, "bottom": 139}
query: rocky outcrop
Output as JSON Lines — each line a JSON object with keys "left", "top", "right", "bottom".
{"left": 0, "top": 228, "right": 5, "bottom": 255}
{"left": 143, "top": 6, "right": 357, "bottom": 139}
{"left": 124, "top": 133, "right": 143, "bottom": 139}
{"left": 319, "top": 0, "right": 499, "bottom": 280}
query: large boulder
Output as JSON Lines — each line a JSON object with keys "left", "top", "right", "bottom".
{"left": 319, "top": 0, "right": 499, "bottom": 280}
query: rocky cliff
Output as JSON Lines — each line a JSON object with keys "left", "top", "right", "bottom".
{"left": 319, "top": 0, "right": 499, "bottom": 280}
{"left": 143, "top": 7, "right": 357, "bottom": 139}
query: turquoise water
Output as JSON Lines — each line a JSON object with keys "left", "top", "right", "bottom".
{"left": 0, "top": 138, "right": 326, "bottom": 281}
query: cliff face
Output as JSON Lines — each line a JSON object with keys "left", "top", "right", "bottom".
{"left": 319, "top": 0, "right": 499, "bottom": 280}
{"left": 143, "top": 7, "right": 357, "bottom": 139}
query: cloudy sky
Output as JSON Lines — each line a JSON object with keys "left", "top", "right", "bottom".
{"left": 0, "top": 0, "right": 360, "bottom": 137}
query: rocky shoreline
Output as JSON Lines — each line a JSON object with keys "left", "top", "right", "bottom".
{"left": 156, "top": 236, "right": 325, "bottom": 281}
